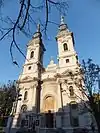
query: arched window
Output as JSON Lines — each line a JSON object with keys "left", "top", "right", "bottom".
{"left": 21, "top": 104, "right": 27, "bottom": 113}
{"left": 69, "top": 86, "right": 74, "bottom": 96}
{"left": 30, "top": 51, "right": 34, "bottom": 58}
{"left": 66, "top": 59, "right": 69, "bottom": 63}
{"left": 24, "top": 91, "right": 28, "bottom": 100}
{"left": 63, "top": 43, "right": 68, "bottom": 51}
{"left": 28, "top": 66, "right": 31, "bottom": 70}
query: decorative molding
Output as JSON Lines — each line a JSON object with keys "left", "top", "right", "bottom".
{"left": 18, "top": 76, "right": 39, "bottom": 83}
{"left": 22, "top": 76, "right": 33, "bottom": 81}
{"left": 56, "top": 31, "right": 72, "bottom": 40}
{"left": 18, "top": 80, "right": 34, "bottom": 83}
{"left": 54, "top": 73, "right": 61, "bottom": 78}
{"left": 23, "top": 61, "right": 37, "bottom": 66}
{"left": 58, "top": 52, "right": 77, "bottom": 58}
{"left": 62, "top": 69, "right": 73, "bottom": 75}
{"left": 43, "top": 77, "right": 56, "bottom": 82}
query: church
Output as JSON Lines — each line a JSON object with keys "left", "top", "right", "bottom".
{"left": 7, "top": 17, "right": 96, "bottom": 133}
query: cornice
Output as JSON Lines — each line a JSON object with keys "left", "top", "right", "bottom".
{"left": 17, "top": 77, "right": 39, "bottom": 84}
{"left": 56, "top": 65, "right": 79, "bottom": 70}
{"left": 58, "top": 52, "right": 77, "bottom": 59}
{"left": 42, "top": 77, "right": 56, "bottom": 82}
{"left": 56, "top": 31, "right": 72, "bottom": 40}
{"left": 23, "top": 62, "right": 34, "bottom": 66}
{"left": 54, "top": 68, "right": 81, "bottom": 79}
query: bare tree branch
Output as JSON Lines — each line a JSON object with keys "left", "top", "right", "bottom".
{"left": 20, "top": 0, "right": 30, "bottom": 30}
{"left": 0, "top": 0, "right": 69, "bottom": 63}
{"left": 0, "top": 28, "right": 13, "bottom": 41}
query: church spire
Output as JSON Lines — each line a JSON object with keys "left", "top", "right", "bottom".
{"left": 32, "top": 23, "right": 42, "bottom": 39}
{"left": 59, "top": 15, "right": 68, "bottom": 31}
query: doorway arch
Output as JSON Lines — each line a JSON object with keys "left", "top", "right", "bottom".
{"left": 42, "top": 95, "right": 55, "bottom": 128}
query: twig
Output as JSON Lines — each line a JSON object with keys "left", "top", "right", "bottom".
{"left": 44, "top": 0, "right": 49, "bottom": 34}
{"left": 20, "top": 0, "right": 30, "bottom": 30}
{"left": 0, "top": 28, "right": 13, "bottom": 41}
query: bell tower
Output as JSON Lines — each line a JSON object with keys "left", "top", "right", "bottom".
{"left": 21, "top": 24, "right": 46, "bottom": 79}
{"left": 56, "top": 16, "right": 79, "bottom": 70}
{"left": 11, "top": 25, "right": 46, "bottom": 128}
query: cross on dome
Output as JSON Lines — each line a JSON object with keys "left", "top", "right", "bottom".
{"left": 61, "top": 15, "right": 65, "bottom": 25}
{"left": 37, "top": 23, "right": 40, "bottom": 32}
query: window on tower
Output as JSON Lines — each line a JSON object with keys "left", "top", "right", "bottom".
{"left": 24, "top": 91, "right": 28, "bottom": 100}
{"left": 30, "top": 51, "right": 34, "bottom": 58}
{"left": 66, "top": 59, "right": 69, "bottom": 63}
{"left": 76, "top": 55, "right": 78, "bottom": 60}
{"left": 63, "top": 43, "right": 68, "bottom": 51}
{"left": 69, "top": 86, "right": 74, "bottom": 96}
{"left": 28, "top": 66, "right": 31, "bottom": 70}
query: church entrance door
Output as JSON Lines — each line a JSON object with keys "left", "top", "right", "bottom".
{"left": 45, "top": 110, "right": 54, "bottom": 128}
{"left": 43, "top": 96, "right": 55, "bottom": 128}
